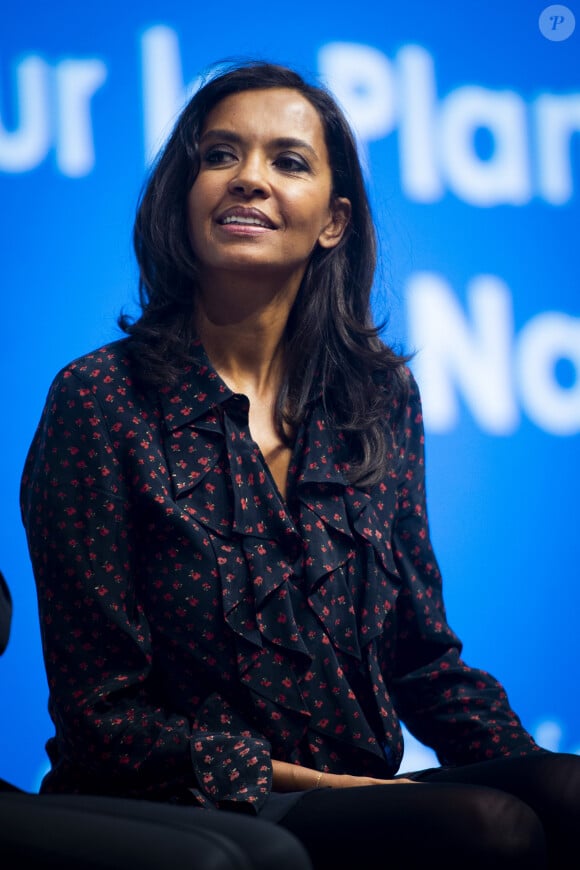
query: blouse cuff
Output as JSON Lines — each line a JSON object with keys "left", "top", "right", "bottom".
{"left": 190, "top": 693, "right": 273, "bottom": 813}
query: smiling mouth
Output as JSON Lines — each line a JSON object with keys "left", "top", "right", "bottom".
{"left": 219, "top": 215, "right": 275, "bottom": 228}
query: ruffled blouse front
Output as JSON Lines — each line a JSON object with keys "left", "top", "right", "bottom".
{"left": 21, "top": 339, "right": 538, "bottom": 814}
{"left": 156, "top": 343, "right": 407, "bottom": 790}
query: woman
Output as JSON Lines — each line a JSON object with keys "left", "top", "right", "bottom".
{"left": 21, "top": 61, "right": 579, "bottom": 868}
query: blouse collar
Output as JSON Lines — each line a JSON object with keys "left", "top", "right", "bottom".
{"left": 158, "top": 337, "right": 349, "bottom": 487}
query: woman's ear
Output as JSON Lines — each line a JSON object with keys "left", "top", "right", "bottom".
{"left": 318, "top": 197, "right": 352, "bottom": 249}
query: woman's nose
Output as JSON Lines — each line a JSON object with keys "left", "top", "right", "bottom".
{"left": 228, "top": 156, "right": 270, "bottom": 197}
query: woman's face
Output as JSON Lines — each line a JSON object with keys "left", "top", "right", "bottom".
{"left": 187, "top": 87, "right": 350, "bottom": 291}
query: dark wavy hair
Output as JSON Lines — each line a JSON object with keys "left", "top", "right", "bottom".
{"left": 119, "top": 59, "right": 410, "bottom": 485}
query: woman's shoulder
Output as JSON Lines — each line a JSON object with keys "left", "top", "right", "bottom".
{"left": 48, "top": 338, "right": 136, "bottom": 392}
{"left": 39, "top": 339, "right": 151, "bottom": 418}
{"left": 375, "top": 365, "right": 426, "bottom": 459}
{"left": 36, "top": 339, "right": 161, "bottom": 442}
{"left": 59, "top": 338, "right": 133, "bottom": 376}
{"left": 375, "top": 362, "right": 421, "bottom": 417}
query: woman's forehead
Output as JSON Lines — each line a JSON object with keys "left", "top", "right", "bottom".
{"left": 202, "top": 88, "right": 324, "bottom": 140}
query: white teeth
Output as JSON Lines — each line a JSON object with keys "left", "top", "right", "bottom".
{"left": 221, "top": 215, "right": 270, "bottom": 227}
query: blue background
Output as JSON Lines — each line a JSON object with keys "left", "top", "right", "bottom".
{"left": 1, "top": 1, "right": 578, "bottom": 789}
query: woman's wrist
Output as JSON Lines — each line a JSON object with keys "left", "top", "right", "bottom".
{"left": 271, "top": 759, "right": 326, "bottom": 792}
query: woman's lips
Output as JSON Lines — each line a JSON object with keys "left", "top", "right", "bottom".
{"left": 216, "top": 206, "right": 277, "bottom": 229}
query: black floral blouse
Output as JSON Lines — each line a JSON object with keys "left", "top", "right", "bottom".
{"left": 20, "top": 339, "right": 538, "bottom": 813}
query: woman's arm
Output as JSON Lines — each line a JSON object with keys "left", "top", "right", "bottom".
{"left": 388, "top": 370, "right": 538, "bottom": 764}
{"left": 272, "top": 759, "right": 414, "bottom": 791}
{"left": 20, "top": 364, "right": 271, "bottom": 809}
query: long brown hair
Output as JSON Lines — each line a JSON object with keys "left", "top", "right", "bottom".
{"left": 119, "top": 60, "right": 411, "bottom": 486}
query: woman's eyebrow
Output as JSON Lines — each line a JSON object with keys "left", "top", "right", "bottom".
{"left": 199, "top": 129, "right": 242, "bottom": 145}
{"left": 200, "top": 129, "right": 318, "bottom": 158}
{"left": 272, "top": 137, "right": 318, "bottom": 158}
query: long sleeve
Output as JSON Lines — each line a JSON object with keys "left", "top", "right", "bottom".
{"left": 389, "top": 371, "right": 539, "bottom": 765}
{"left": 20, "top": 355, "right": 272, "bottom": 809}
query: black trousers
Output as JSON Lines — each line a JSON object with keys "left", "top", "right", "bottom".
{"left": 3, "top": 752, "right": 578, "bottom": 869}
{"left": 0, "top": 784, "right": 312, "bottom": 870}
{"left": 277, "top": 752, "right": 580, "bottom": 869}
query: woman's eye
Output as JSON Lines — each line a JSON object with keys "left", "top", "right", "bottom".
{"left": 275, "top": 153, "right": 309, "bottom": 172}
{"left": 203, "top": 147, "right": 236, "bottom": 165}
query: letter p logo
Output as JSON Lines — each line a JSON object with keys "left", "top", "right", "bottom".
{"left": 539, "top": 5, "right": 576, "bottom": 41}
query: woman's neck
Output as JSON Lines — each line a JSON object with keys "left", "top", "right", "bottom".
{"left": 194, "top": 298, "right": 289, "bottom": 400}
{"left": 193, "top": 278, "right": 298, "bottom": 497}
